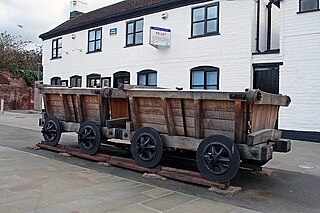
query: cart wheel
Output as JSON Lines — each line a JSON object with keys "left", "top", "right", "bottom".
{"left": 78, "top": 121, "right": 101, "bottom": 155}
{"left": 196, "top": 135, "right": 240, "bottom": 183}
{"left": 131, "top": 127, "right": 163, "bottom": 168}
{"left": 42, "top": 116, "right": 61, "bottom": 146}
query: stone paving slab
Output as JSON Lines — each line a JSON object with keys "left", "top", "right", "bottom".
{"left": 0, "top": 146, "right": 259, "bottom": 213}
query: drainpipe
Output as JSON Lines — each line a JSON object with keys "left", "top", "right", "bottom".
{"left": 256, "top": 0, "right": 261, "bottom": 53}
{"left": 267, "top": 1, "right": 273, "bottom": 51}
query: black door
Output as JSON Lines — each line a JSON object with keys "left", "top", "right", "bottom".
{"left": 113, "top": 71, "right": 130, "bottom": 88}
{"left": 253, "top": 66, "right": 279, "bottom": 94}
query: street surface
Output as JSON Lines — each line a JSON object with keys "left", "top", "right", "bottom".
{"left": 0, "top": 112, "right": 319, "bottom": 212}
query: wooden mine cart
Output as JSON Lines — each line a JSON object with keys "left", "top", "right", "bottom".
{"left": 38, "top": 84, "right": 291, "bottom": 183}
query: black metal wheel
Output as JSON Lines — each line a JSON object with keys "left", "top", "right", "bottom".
{"left": 131, "top": 127, "right": 163, "bottom": 168}
{"left": 78, "top": 121, "right": 101, "bottom": 155}
{"left": 196, "top": 135, "right": 240, "bottom": 183}
{"left": 42, "top": 116, "right": 61, "bottom": 146}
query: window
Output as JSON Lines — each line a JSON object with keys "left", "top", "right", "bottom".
{"left": 190, "top": 66, "right": 219, "bottom": 90}
{"left": 101, "top": 77, "right": 111, "bottom": 88}
{"left": 70, "top": 75, "right": 82, "bottom": 87}
{"left": 50, "top": 77, "right": 61, "bottom": 85}
{"left": 126, "top": 19, "right": 144, "bottom": 46}
{"left": 191, "top": 3, "right": 219, "bottom": 38}
{"left": 61, "top": 80, "right": 68, "bottom": 87}
{"left": 138, "top": 70, "right": 157, "bottom": 86}
{"left": 113, "top": 71, "right": 130, "bottom": 88}
{"left": 88, "top": 28, "right": 102, "bottom": 53}
{"left": 87, "top": 73, "right": 101, "bottom": 88}
{"left": 299, "top": 0, "right": 319, "bottom": 12}
{"left": 52, "top": 38, "right": 62, "bottom": 59}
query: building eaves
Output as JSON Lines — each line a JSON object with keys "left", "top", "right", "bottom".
{"left": 39, "top": 0, "right": 211, "bottom": 41}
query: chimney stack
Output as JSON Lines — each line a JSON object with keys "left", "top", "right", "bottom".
{"left": 70, "top": 0, "right": 87, "bottom": 19}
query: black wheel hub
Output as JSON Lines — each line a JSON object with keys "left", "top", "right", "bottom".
{"left": 44, "top": 120, "right": 58, "bottom": 142}
{"left": 79, "top": 126, "right": 96, "bottom": 150}
{"left": 136, "top": 135, "right": 157, "bottom": 161}
{"left": 203, "top": 143, "right": 231, "bottom": 175}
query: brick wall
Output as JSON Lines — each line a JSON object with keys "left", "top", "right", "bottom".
{"left": 0, "top": 70, "right": 34, "bottom": 110}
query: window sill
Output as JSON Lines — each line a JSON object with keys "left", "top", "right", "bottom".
{"left": 50, "top": 57, "right": 62, "bottom": 60}
{"left": 124, "top": 43, "right": 143, "bottom": 48}
{"left": 297, "top": 9, "right": 320, "bottom": 14}
{"left": 188, "top": 32, "right": 220, "bottom": 40}
{"left": 252, "top": 49, "right": 280, "bottom": 55}
{"left": 86, "top": 49, "right": 102, "bottom": 54}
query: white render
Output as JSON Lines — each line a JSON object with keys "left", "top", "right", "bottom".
{"left": 41, "top": 0, "right": 320, "bottom": 132}
{"left": 279, "top": 0, "right": 320, "bottom": 132}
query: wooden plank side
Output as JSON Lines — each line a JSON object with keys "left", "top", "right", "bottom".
{"left": 110, "top": 98, "right": 129, "bottom": 119}
{"left": 83, "top": 95, "right": 100, "bottom": 104}
{"left": 129, "top": 97, "right": 140, "bottom": 131}
{"left": 202, "top": 100, "right": 235, "bottom": 111}
{"left": 234, "top": 101, "right": 244, "bottom": 143}
{"left": 49, "top": 94, "right": 61, "bottom": 101}
{"left": 203, "top": 119, "right": 235, "bottom": 132}
{"left": 194, "top": 99, "right": 203, "bottom": 139}
{"left": 138, "top": 106, "right": 164, "bottom": 115}
{"left": 173, "top": 116, "right": 195, "bottom": 128}
{"left": 251, "top": 105, "right": 279, "bottom": 132}
{"left": 160, "top": 98, "right": 176, "bottom": 135}
{"left": 76, "top": 95, "right": 85, "bottom": 123}
{"left": 60, "top": 94, "right": 71, "bottom": 122}
{"left": 140, "top": 123, "right": 168, "bottom": 134}
{"left": 49, "top": 100, "right": 63, "bottom": 107}
{"left": 99, "top": 96, "right": 108, "bottom": 126}
{"left": 137, "top": 98, "right": 162, "bottom": 107}
{"left": 203, "top": 111, "right": 235, "bottom": 120}
{"left": 203, "top": 129, "right": 235, "bottom": 141}
{"left": 169, "top": 99, "right": 194, "bottom": 109}
{"left": 43, "top": 95, "right": 52, "bottom": 116}
{"left": 139, "top": 114, "right": 167, "bottom": 125}
{"left": 172, "top": 109, "right": 194, "bottom": 117}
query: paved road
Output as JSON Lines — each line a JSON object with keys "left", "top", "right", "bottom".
{"left": 0, "top": 121, "right": 319, "bottom": 212}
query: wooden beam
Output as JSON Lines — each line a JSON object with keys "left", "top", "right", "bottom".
{"left": 193, "top": 99, "right": 203, "bottom": 139}
{"left": 160, "top": 134, "right": 201, "bottom": 151}
{"left": 237, "top": 143, "right": 273, "bottom": 162}
{"left": 247, "top": 129, "right": 282, "bottom": 146}
{"left": 161, "top": 98, "right": 176, "bottom": 136}
{"left": 60, "top": 94, "right": 71, "bottom": 122}
{"left": 234, "top": 101, "right": 244, "bottom": 143}
{"left": 180, "top": 99, "right": 187, "bottom": 136}
{"left": 76, "top": 95, "right": 85, "bottom": 123}
{"left": 128, "top": 97, "right": 140, "bottom": 131}
{"left": 42, "top": 95, "right": 52, "bottom": 116}
{"left": 98, "top": 95, "right": 108, "bottom": 126}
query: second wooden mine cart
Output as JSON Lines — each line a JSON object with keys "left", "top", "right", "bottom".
{"left": 39, "top": 85, "right": 291, "bottom": 183}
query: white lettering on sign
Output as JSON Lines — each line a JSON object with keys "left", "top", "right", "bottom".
{"left": 149, "top": 26, "right": 171, "bottom": 48}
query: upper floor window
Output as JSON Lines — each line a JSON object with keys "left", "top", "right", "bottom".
{"left": 50, "top": 77, "right": 61, "bottom": 85}
{"left": 87, "top": 73, "right": 101, "bottom": 88}
{"left": 70, "top": 75, "right": 82, "bottom": 87}
{"left": 299, "top": 0, "right": 319, "bottom": 12}
{"left": 138, "top": 70, "right": 157, "bottom": 86}
{"left": 52, "top": 38, "right": 62, "bottom": 59}
{"left": 61, "top": 80, "right": 68, "bottom": 87}
{"left": 191, "top": 3, "right": 219, "bottom": 38}
{"left": 126, "top": 19, "right": 144, "bottom": 46}
{"left": 88, "top": 28, "right": 102, "bottom": 53}
{"left": 190, "top": 66, "right": 219, "bottom": 90}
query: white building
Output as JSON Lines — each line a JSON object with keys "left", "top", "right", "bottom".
{"left": 39, "top": 0, "right": 320, "bottom": 140}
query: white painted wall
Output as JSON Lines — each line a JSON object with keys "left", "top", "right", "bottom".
{"left": 279, "top": 0, "right": 320, "bottom": 131}
{"left": 42, "top": 0, "right": 254, "bottom": 91}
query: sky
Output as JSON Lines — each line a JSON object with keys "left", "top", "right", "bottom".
{"left": 0, "top": 0, "right": 123, "bottom": 48}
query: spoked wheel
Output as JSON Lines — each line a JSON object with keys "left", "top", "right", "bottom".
{"left": 196, "top": 135, "right": 240, "bottom": 183}
{"left": 131, "top": 127, "right": 163, "bottom": 168}
{"left": 42, "top": 116, "right": 61, "bottom": 146}
{"left": 78, "top": 121, "right": 101, "bottom": 155}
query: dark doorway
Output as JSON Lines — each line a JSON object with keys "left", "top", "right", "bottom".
{"left": 113, "top": 71, "right": 130, "bottom": 88}
{"left": 253, "top": 65, "right": 279, "bottom": 94}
